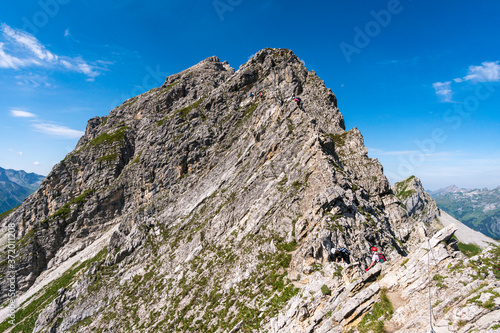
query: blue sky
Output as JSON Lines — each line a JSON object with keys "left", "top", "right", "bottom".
{"left": 0, "top": 0, "right": 499, "bottom": 190}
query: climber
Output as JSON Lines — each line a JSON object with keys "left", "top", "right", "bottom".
{"left": 293, "top": 97, "right": 301, "bottom": 108}
{"left": 365, "top": 246, "right": 379, "bottom": 271}
{"left": 250, "top": 91, "right": 255, "bottom": 98}
{"left": 331, "top": 247, "right": 350, "bottom": 264}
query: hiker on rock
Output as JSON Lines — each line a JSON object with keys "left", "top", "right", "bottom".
{"left": 293, "top": 97, "right": 301, "bottom": 108}
{"left": 275, "top": 95, "right": 283, "bottom": 106}
{"left": 331, "top": 247, "right": 350, "bottom": 264}
{"left": 250, "top": 91, "right": 255, "bottom": 98}
{"left": 366, "top": 246, "right": 380, "bottom": 271}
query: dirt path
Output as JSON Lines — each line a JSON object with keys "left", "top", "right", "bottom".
{"left": 384, "top": 291, "right": 405, "bottom": 333}
{"left": 0, "top": 223, "right": 119, "bottom": 324}
{"left": 438, "top": 210, "right": 498, "bottom": 248}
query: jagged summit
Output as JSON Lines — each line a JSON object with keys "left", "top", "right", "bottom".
{"left": 1, "top": 48, "right": 499, "bottom": 333}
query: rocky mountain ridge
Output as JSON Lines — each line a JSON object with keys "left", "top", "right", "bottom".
{"left": 0, "top": 48, "right": 499, "bottom": 333}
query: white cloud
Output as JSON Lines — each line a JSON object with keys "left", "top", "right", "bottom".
{"left": 9, "top": 107, "right": 83, "bottom": 139}
{"left": 32, "top": 123, "right": 84, "bottom": 138}
{"left": 2, "top": 24, "right": 57, "bottom": 62}
{"left": 433, "top": 61, "right": 500, "bottom": 103}
{"left": 463, "top": 61, "right": 500, "bottom": 82}
{"left": 0, "top": 42, "right": 30, "bottom": 68}
{"left": 10, "top": 110, "right": 36, "bottom": 118}
{"left": 34, "top": 161, "right": 41, "bottom": 165}
{"left": 0, "top": 23, "right": 106, "bottom": 80}
{"left": 432, "top": 81, "right": 453, "bottom": 102}
{"left": 64, "top": 29, "right": 70, "bottom": 37}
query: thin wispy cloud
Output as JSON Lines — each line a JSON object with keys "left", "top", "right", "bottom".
{"left": 433, "top": 61, "right": 500, "bottom": 102}
{"left": 10, "top": 108, "right": 83, "bottom": 139}
{"left": 9, "top": 148, "right": 23, "bottom": 156}
{"left": 64, "top": 29, "right": 71, "bottom": 37}
{"left": 417, "top": 157, "right": 500, "bottom": 182}
{"left": 10, "top": 110, "right": 36, "bottom": 118}
{"left": 32, "top": 123, "right": 84, "bottom": 138}
{"left": 369, "top": 148, "right": 416, "bottom": 156}
{"left": 432, "top": 81, "right": 453, "bottom": 102}
{"left": 0, "top": 23, "right": 107, "bottom": 81}
{"left": 369, "top": 148, "right": 462, "bottom": 161}
{"left": 14, "top": 73, "right": 53, "bottom": 88}
{"left": 2, "top": 24, "right": 57, "bottom": 62}
{"left": 0, "top": 42, "right": 31, "bottom": 68}
{"left": 377, "top": 57, "right": 419, "bottom": 66}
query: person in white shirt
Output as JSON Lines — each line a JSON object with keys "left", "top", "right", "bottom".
{"left": 365, "top": 246, "right": 380, "bottom": 271}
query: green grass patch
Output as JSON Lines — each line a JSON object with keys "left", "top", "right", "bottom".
{"left": 327, "top": 132, "right": 347, "bottom": 147}
{"left": 457, "top": 242, "right": 482, "bottom": 258}
{"left": 433, "top": 274, "right": 448, "bottom": 289}
{"left": 98, "top": 153, "right": 118, "bottom": 163}
{"left": 0, "top": 205, "right": 20, "bottom": 222}
{"left": 157, "top": 96, "right": 206, "bottom": 125}
{"left": 393, "top": 176, "right": 416, "bottom": 201}
{"left": 321, "top": 285, "right": 331, "bottom": 296}
{"left": 358, "top": 288, "right": 394, "bottom": 333}
{"left": 276, "top": 239, "right": 298, "bottom": 252}
{"left": 123, "top": 99, "right": 137, "bottom": 107}
{"left": 131, "top": 152, "right": 142, "bottom": 165}
{"left": 41, "top": 189, "right": 95, "bottom": 224}
{"left": 157, "top": 81, "right": 179, "bottom": 97}
{"left": 400, "top": 258, "right": 409, "bottom": 267}
{"left": 176, "top": 97, "right": 206, "bottom": 120}
{"left": 87, "top": 126, "right": 130, "bottom": 148}
{"left": 0, "top": 248, "right": 108, "bottom": 332}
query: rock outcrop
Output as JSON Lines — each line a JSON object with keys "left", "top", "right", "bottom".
{"left": 0, "top": 48, "right": 498, "bottom": 333}
{"left": 392, "top": 175, "right": 439, "bottom": 224}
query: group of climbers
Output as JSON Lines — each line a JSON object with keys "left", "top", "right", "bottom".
{"left": 330, "top": 246, "right": 386, "bottom": 272}
{"left": 249, "top": 91, "right": 265, "bottom": 101}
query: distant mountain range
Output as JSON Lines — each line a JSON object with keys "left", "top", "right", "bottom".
{"left": 0, "top": 166, "right": 44, "bottom": 215}
{"left": 428, "top": 185, "right": 500, "bottom": 240}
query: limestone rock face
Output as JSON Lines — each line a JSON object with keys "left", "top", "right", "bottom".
{"left": 0, "top": 48, "right": 498, "bottom": 333}
{"left": 393, "top": 175, "right": 439, "bottom": 223}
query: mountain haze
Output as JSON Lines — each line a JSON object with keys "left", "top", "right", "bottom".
{"left": 1, "top": 49, "right": 499, "bottom": 333}
{"left": 0, "top": 167, "right": 44, "bottom": 214}
{"left": 430, "top": 186, "right": 500, "bottom": 240}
